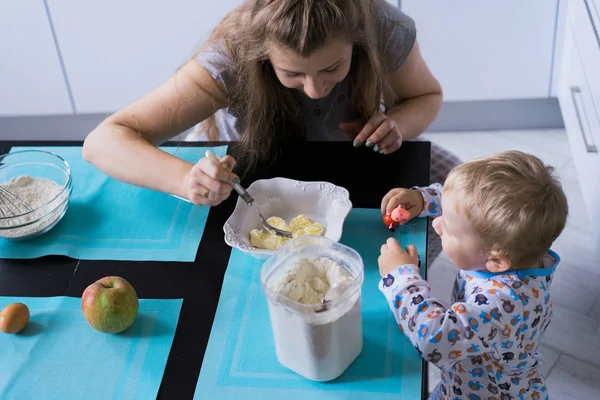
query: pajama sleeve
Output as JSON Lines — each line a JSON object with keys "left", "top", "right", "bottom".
{"left": 412, "top": 182, "right": 443, "bottom": 218}
{"left": 378, "top": 265, "right": 517, "bottom": 372}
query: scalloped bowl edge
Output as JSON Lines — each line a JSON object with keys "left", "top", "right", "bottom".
{"left": 223, "top": 178, "right": 353, "bottom": 259}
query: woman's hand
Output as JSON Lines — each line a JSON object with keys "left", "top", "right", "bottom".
{"left": 339, "top": 112, "right": 403, "bottom": 154}
{"left": 381, "top": 188, "right": 424, "bottom": 221}
{"left": 183, "top": 154, "right": 239, "bottom": 206}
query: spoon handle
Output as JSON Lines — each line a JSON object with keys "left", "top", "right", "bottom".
{"left": 204, "top": 150, "right": 254, "bottom": 205}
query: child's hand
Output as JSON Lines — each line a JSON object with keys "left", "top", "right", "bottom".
{"left": 378, "top": 237, "right": 420, "bottom": 277}
{"left": 380, "top": 188, "right": 425, "bottom": 223}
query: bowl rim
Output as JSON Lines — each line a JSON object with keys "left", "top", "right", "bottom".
{"left": 260, "top": 235, "right": 365, "bottom": 318}
{"left": 0, "top": 149, "right": 73, "bottom": 221}
{"left": 223, "top": 177, "right": 353, "bottom": 256}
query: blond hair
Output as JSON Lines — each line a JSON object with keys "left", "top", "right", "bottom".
{"left": 444, "top": 150, "right": 568, "bottom": 268}
{"left": 198, "top": 0, "right": 397, "bottom": 172}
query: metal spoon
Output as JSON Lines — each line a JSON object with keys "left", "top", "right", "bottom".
{"left": 316, "top": 281, "right": 350, "bottom": 313}
{"left": 205, "top": 150, "right": 293, "bottom": 239}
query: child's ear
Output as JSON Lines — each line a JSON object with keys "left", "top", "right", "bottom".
{"left": 485, "top": 251, "right": 511, "bottom": 273}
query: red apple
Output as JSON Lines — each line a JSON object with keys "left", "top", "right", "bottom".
{"left": 81, "top": 276, "right": 139, "bottom": 333}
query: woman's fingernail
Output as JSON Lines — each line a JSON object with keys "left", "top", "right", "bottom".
{"left": 222, "top": 162, "right": 232, "bottom": 170}
{"left": 373, "top": 144, "right": 380, "bottom": 152}
{"left": 365, "top": 140, "right": 374, "bottom": 147}
{"left": 232, "top": 177, "right": 240, "bottom": 185}
{"left": 353, "top": 140, "right": 362, "bottom": 147}
{"left": 379, "top": 149, "right": 385, "bottom": 154}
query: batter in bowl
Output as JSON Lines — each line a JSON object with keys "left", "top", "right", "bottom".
{"left": 249, "top": 215, "right": 324, "bottom": 250}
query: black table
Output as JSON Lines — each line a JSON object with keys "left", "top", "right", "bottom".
{"left": 0, "top": 140, "right": 431, "bottom": 399}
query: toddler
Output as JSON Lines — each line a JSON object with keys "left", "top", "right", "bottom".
{"left": 378, "top": 150, "right": 568, "bottom": 400}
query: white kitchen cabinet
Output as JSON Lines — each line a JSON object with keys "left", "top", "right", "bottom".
{"left": 557, "top": 11, "right": 600, "bottom": 245}
{"left": 46, "top": 0, "right": 243, "bottom": 114}
{"left": 592, "top": 0, "right": 600, "bottom": 24}
{"left": 401, "top": 0, "right": 558, "bottom": 101}
{"left": 570, "top": 0, "right": 600, "bottom": 149}
{"left": 0, "top": 0, "right": 72, "bottom": 116}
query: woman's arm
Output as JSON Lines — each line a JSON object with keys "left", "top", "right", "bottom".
{"left": 387, "top": 40, "right": 443, "bottom": 141}
{"left": 82, "top": 59, "right": 229, "bottom": 200}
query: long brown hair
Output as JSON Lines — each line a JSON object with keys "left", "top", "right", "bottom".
{"left": 199, "top": 0, "right": 397, "bottom": 171}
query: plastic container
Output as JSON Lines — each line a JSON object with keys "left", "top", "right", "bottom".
{"left": 260, "top": 235, "right": 364, "bottom": 382}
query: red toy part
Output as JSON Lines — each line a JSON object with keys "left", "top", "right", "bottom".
{"left": 383, "top": 214, "right": 399, "bottom": 232}
{"left": 391, "top": 206, "right": 410, "bottom": 223}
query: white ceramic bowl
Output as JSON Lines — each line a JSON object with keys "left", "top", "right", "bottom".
{"left": 223, "top": 177, "right": 352, "bottom": 259}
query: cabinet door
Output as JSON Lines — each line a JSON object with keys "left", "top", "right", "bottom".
{"left": 0, "top": 0, "right": 72, "bottom": 116}
{"left": 46, "top": 0, "right": 243, "bottom": 114}
{"left": 401, "top": 0, "right": 558, "bottom": 101}
{"left": 557, "top": 22, "right": 600, "bottom": 235}
{"left": 591, "top": 0, "right": 600, "bottom": 21}
{"left": 569, "top": 0, "right": 600, "bottom": 148}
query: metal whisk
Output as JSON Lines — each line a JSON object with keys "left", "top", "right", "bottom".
{"left": 0, "top": 186, "right": 32, "bottom": 221}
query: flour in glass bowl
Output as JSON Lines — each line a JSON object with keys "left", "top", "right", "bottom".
{"left": 0, "top": 175, "right": 66, "bottom": 238}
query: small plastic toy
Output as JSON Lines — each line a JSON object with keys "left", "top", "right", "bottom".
{"left": 391, "top": 206, "right": 410, "bottom": 222}
{"left": 383, "top": 205, "right": 410, "bottom": 232}
{"left": 383, "top": 214, "right": 398, "bottom": 231}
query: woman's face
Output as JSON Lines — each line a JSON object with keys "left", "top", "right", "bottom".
{"left": 268, "top": 37, "right": 353, "bottom": 99}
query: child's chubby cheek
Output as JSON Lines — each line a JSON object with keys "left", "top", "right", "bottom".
{"left": 432, "top": 216, "right": 443, "bottom": 237}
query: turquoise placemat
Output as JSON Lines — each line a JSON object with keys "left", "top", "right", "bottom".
{"left": 0, "top": 145, "right": 227, "bottom": 261}
{"left": 0, "top": 296, "right": 182, "bottom": 400}
{"left": 195, "top": 208, "right": 428, "bottom": 399}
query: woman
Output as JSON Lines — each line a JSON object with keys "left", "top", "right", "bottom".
{"left": 83, "top": 0, "right": 458, "bottom": 263}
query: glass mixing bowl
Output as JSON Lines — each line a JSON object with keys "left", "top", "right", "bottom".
{"left": 0, "top": 150, "right": 72, "bottom": 240}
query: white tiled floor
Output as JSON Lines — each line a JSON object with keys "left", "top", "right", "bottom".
{"left": 422, "top": 129, "right": 600, "bottom": 398}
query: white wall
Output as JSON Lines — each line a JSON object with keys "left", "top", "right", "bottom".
{"left": 46, "top": 0, "right": 243, "bottom": 114}
{"left": 0, "top": 0, "right": 72, "bottom": 116}
{"left": 0, "top": 0, "right": 562, "bottom": 116}
{"left": 402, "top": 0, "right": 559, "bottom": 101}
